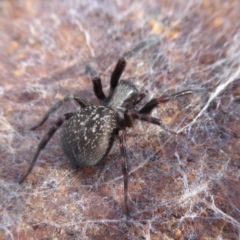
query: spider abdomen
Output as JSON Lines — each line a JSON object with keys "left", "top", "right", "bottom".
{"left": 61, "top": 105, "right": 118, "bottom": 168}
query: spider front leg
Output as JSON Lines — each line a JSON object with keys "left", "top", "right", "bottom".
{"left": 139, "top": 89, "right": 199, "bottom": 114}
{"left": 31, "top": 94, "right": 89, "bottom": 130}
{"left": 85, "top": 63, "right": 106, "bottom": 101}
{"left": 118, "top": 129, "right": 130, "bottom": 217}
{"left": 127, "top": 110, "right": 176, "bottom": 134}
{"left": 110, "top": 37, "right": 160, "bottom": 91}
{"left": 19, "top": 112, "right": 75, "bottom": 184}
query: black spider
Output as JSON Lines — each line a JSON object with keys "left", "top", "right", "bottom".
{"left": 19, "top": 38, "right": 196, "bottom": 217}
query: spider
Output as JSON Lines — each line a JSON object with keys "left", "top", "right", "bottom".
{"left": 19, "top": 38, "right": 197, "bottom": 217}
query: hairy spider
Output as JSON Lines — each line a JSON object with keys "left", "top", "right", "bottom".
{"left": 19, "top": 38, "right": 196, "bottom": 217}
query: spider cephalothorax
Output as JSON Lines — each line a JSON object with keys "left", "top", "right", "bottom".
{"left": 19, "top": 38, "right": 196, "bottom": 217}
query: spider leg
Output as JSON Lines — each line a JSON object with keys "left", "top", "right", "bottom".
{"left": 127, "top": 110, "right": 175, "bottom": 134}
{"left": 118, "top": 129, "right": 130, "bottom": 217}
{"left": 31, "top": 94, "right": 88, "bottom": 130}
{"left": 110, "top": 57, "right": 126, "bottom": 91}
{"left": 85, "top": 63, "right": 106, "bottom": 100}
{"left": 110, "top": 37, "right": 160, "bottom": 91}
{"left": 19, "top": 112, "right": 75, "bottom": 184}
{"left": 139, "top": 89, "right": 198, "bottom": 114}
{"left": 122, "top": 37, "right": 160, "bottom": 60}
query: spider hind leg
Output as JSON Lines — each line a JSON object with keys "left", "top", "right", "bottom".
{"left": 19, "top": 112, "right": 75, "bottom": 184}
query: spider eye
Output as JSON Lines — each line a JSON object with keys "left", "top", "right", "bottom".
{"left": 122, "top": 92, "right": 138, "bottom": 108}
